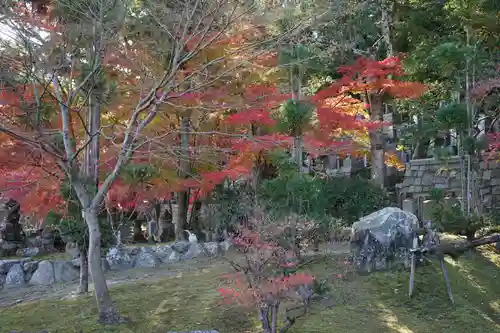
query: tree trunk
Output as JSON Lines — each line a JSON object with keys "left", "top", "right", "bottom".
{"left": 412, "top": 138, "right": 430, "bottom": 159}
{"left": 380, "top": 0, "right": 394, "bottom": 57}
{"left": 79, "top": 78, "right": 102, "bottom": 294}
{"left": 77, "top": 249, "right": 89, "bottom": 294}
{"left": 175, "top": 115, "right": 191, "bottom": 241}
{"left": 85, "top": 210, "right": 124, "bottom": 324}
{"left": 369, "top": 94, "right": 386, "bottom": 188}
{"left": 175, "top": 192, "right": 189, "bottom": 240}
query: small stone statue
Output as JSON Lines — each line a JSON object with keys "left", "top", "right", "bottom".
{"left": 0, "top": 199, "right": 25, "bottom": 256}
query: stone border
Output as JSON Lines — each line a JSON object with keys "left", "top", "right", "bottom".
{"left": 0, "top": 241, "right": 230, "bottom": 290}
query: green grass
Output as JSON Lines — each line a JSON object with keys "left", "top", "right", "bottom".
{"left": 1, "top": 246, "right": 499, "bottom": 333}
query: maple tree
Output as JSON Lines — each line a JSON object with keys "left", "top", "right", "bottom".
{"left": 0, "top": 0, "right": 302, "bottom": 323}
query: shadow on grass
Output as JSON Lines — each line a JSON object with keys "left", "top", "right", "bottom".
{"left": 288, "top": 249, "right": 499, "bottom": 333}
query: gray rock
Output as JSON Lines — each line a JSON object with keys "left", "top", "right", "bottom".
{"left": 350, "top": 207, "right": 419, "bottom": 273}
{"left": 219, "top": 240, "right": 232, "bottom": 251}
{"left": 134, "top": 248, "right": 160, "bottom": 268}
{"left": 29, "top": 260, "right": 55, "bottom": 285}
{"left": 0, "top": 259, "right": 20, "bottom": 274}
{"left": 5, "top": 263, "right": 26, "bottom": 286}
{"left": 106, "top": 247, "right": 133, "bottom": 270}
{"left": 0, "top": 274, "right": 5, "bottom": 289}
{"left": 16, "top": 247, "right": 40, "bottom": 257}
{"left": 171, "top": 241, "right": 190, "bottom": 254}
{"left": 181, "top": 243, "right": 204, "bottom": 260}
{"left": 124, "top": 246, "right": 141, "bottom": 256}
{"left": 70, "top": 257, "right": 111, "bottom": 274}
{"left": 70, "top": 258, "right": 80, "bottom": 268}
{"left": 164, "top": 250, "right": 181, "bottom": 263}
{"left": 53, "top": 260, "right": 79, "bottom": 282}
{"left": 22, "top": 261, "right": 39, "bottom": 281}
{"left": 154, "top": 245, "right": 174, "bottom": 263}
{"left": 65, "top": 242, "right": 80, "bottom": 259}
{"left": 202, "top": 242, "right": 219, "bottom": 256}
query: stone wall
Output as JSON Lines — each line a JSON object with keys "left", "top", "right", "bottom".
{"left": 0, "top": 240, "right": 230, "bottom": 290}
{"left": 396, "top": 156, "right": 500, "bottom": 219}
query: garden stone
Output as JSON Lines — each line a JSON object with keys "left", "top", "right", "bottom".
{"left": 22, "top": 261, "right": 39, "bottom": 281}
{"left": 65, "top": 242, "right": 80, "bottom": 259}
{"left": 164, "top": 250, "right": 181, "bottom": 263}
{"left": 134, "top": 248, "right": 160, "bottom": 268}
{"left": 171, "top": 241, "right": 190, "bottom": 254}
{"left": 154, "top": 245, "right": 174, "bottom": 262}
{"left": 53, "top": 260, "right": 79, "bottom": 282}
{"left": 29, "top": 260, "right": 55, "bottom": 285}
{"left": 16, "top": 247, "right": 40, "bottom": 257}
{"left": 202, "top": 242, "right": 219, "bottom": 256}
{"left": 350, "top": 207, "right": 419, "bottom": 273}
{"left": 219, "top": 240, "right": 232, "bottom": 251}
{"left": 181, "top": 243, "right": 204, "bottom": 260}
{"left": 0, "top": 259, "right": 20, "bottom": 274}
{"left": 0, "top": 274, "right": 5, "bottom": 289}
{"left": 71, "top": 258, "right": 110, "bottom": 272}
{"left": 5, "top": 263, "right": 26, "bottom": 286}
{"left": 106, "top": 246, "right": 134, "bottom": 270}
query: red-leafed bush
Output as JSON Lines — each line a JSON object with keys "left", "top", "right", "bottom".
{"left": 217, "top": 213, "right": 316, "bottom": 333}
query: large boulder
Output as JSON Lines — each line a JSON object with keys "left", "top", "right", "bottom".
{"left": 350, "top": 207, "right": 419, "bottom": 273}
{"left": 5, "top": 263, "right": 26, "bottom": 287}
{"left": 29, "top": 260, "right": 55, "bottom": 285}
{"left": 53, "top": 260, "right": 79, "bottom": 282}
{"left": 0, "top": 259, "right": 21, "bottom": 274}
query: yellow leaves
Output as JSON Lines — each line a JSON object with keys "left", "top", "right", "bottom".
{"left": 385, "top": 152, "right": 405, "bottom": 171}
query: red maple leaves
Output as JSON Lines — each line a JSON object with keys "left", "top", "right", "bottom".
{"left": 217, "top": 228, "right": 315, "bottom": 307}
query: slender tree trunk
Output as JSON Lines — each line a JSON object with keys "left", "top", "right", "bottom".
{"left": 77, "top": 249, "right": 89, "bottom": 294}
{"left": 85, "top": 209, "right": 124, "bottom": 324}
{"left": 175, "top": 115, "right": 190, "bottom": 240}
{"left": 368, "top": 94, "right": 386, "bottom": 188}
{"left": 380, "top": 0, "right": 394, "bottom": 57}
{"left": 80, "top": 86, "right": 102, "bottom": 293}
{"left": 291, "top": 66, "right": 303, "bottom": 172}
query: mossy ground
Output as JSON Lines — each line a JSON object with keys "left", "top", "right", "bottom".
{"left": 1, "top": 245, "right": 499, "bottom": 333}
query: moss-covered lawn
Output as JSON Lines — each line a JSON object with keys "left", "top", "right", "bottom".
{"left": 1, "top": 245, "right": 499, "bottom": 333}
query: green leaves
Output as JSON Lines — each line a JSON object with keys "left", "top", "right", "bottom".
{"left": 276, "top": 99, "right": 313, "bottom": 136}
{"left": 120, "top": 164, "right": 159, "bottom": 185}
{"left": 435, "top": 102, "right": 468, "bottom": 130}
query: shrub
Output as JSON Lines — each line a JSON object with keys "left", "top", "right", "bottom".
{"left": 429, "top": 189, "right": 498, "bottom": 241}
{"left": 259, "top": 173, "right": 388, "bottom": 226}
{"left": 219, "top": 213, "right": 316, "bottom": 333}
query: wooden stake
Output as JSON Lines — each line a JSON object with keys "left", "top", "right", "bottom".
{"left": 409, "top": 235, "right": 418, "bottom": 298}
{"left": 439, "top": 257, "right": 455, "bottom": 305}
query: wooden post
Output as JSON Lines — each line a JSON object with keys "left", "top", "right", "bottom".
{"left": 408, "top": 235, "right": 418, "bottom": 298}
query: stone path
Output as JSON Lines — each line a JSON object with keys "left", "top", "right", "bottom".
{"left": 0, "top": 242, "right": 351, "bottom": 308}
